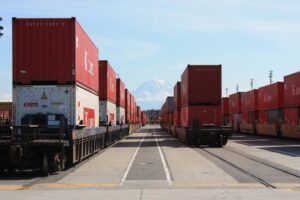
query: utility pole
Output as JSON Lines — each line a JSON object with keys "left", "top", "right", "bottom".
{"left": 225, "top": 88, "right": 228, "bottom": 97}
{"left": 0, "top": 17, "right": 3, "bottom": 38}
{"left": 269, "top": 70, "right": 273, "bottom": 84}
{"left": 250, "top": 78, "right": 254, "bottom": 90}
{"left": 236, "top": 85, "right": 239, "bottom": 93}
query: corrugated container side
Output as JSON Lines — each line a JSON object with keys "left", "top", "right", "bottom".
{"left": 228, "top": 92, "right": 242, "bottom": 114}
{"left": 282, "top": 107, "right": 300, "bottom": 138}
{"left": 258, "top": 111, "right": 268, "bottom": 123}
{"left": 174, "top": 82, "right": 181, "bottom": 111}
{"left": 241, "top": 90, "right": 258, "bottom": 112}
{"left": 241, "top": 112, "right": 258, "bottom": 124}
{"left": 116, "top": 78, "right": 126, "bottom": 108}
{"left": 0, "top": 102, "right": 13, "bottom": 123}
{"left": 116, "top": 107, "right": 125, "bottom": 124}
{"left": 284, "top": 72, "right": 300, "bottom": 107}
{"left": 99, "top": 100, "right": 116, "bottom": 125}
{"left": 229, "top": 113, "right": 241, "bottom": 132}
{"left": 14, "top": 85, "right": 99, "bottom": 127}
{"left": 168, "top": 112, "right": 174, "bottom": 124}
{"left": 99, "top": 60, "right": 117, "bottom": 102}
{"left": 173, "top": 110, "right": 181, "bottom": 126}
{"left": 258, "top": 109, "right": 284, "bottom": 124}
{"left": 257, "top": 82, "right": 284, "bottom": 111}
{"left": 167, "top": 96, "right": 174, "bottom": 112}
{"left": 13, "top": 18, "right": 99, "bottom": 94}
{"left": 125, "top": 89, "right": 131, "bottom": 123}
{"left": 222, "top": 97, "right": 229, "bottom": 116}
{"left": 130, "top": 95, "right": 136, "bottom": 123}
{"left": 75, "top": 21, "right": 99, "bottom": 94}
{"left": 181, "top": 105, "right": 221, "bottom": 127}
{"left": 284, "top": 107, "right": 300, "bottom": 125}
{"left": 181, "top": 65, "right": 221, "bottom": 107}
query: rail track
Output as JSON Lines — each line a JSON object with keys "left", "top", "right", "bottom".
{"left": 197, "top": 146, "right": 300, "bottom": 189}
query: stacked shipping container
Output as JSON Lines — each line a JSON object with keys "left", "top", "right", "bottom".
{"left": 173, "top": 82, "right": 181, "bottom": 127}
{"left": 12, "top": 17, "right": 145, "bottom": 130}
{"left": 99, "top": 60, "right": 117, "bottom": 125}
{"left": 282, "top": 72, "right": 300, "bottom": 138}
{"left": 256, "top": 82, "right": 284, "bottom": 136}
{"left": 116, "top": 78, "right": 126, "bottom": 124}
{"left": 0, "top": 102, "right": 12, "bottom": 125}
{"left": 240, "top": 90, "right": 258, "bottom": 133}
{"left": 225, "top": 71, "right": 300, "bottom": 139}
{"left": 13, "top": 18, "right": 99, "bottom": 128}
{"left": 228, "top": 92, "right": 242, "bottom": 132}
{"left": 125, "top": 89, "right": 131, "bottom": 123}
{"left": 181, "top": 65, "right": 222, "bottom": 127}
{"left": 221, "top": 97, "right": 229, "bottom": 125}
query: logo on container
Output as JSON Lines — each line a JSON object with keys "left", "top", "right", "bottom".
{"left": 292, "top": 85, "right": 300, "bottom": 96}
{"left": 109, "top": 77, "right": 115, "bottom": 92}
{"left": 41, "top": 92, "right": 48, "bottom": 100}
{"left": 84, "top": 49, "right": 94, "bottom": 76}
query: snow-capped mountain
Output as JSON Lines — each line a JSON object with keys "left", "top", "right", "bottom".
{"left": 133, "top": 79, "right": 173, "bottom": 110}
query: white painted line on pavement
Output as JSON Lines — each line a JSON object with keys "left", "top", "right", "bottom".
{"left": 153, "top": 127, "right": 172, "bottom": 185}
{"left": 119, "top": 132, "right": 147, "bottom": 185}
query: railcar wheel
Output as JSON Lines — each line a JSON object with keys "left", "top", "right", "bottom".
{"left": 42, "top": 152, "right": 49, "bottom": 176}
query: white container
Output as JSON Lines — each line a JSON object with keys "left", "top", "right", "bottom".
{"left": 116, "top": 106, "right": 125, "bottom": 124}
{"left": 13, "top": 85, "right": 99, "bottom": 127}
{"left": 99, "top": 100, "right": 116, "bottom": 125}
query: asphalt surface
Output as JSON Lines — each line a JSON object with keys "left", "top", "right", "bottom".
{"left": 1, "top": 124, "right": 300, "bottom": 199}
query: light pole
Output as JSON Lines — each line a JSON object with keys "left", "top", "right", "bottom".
{"left": 250, "top": 78, "right": 254, "bottom": 90}
{"left": 0, "top": 17, "right": 3, "bottom": 38}
{"left": 269, "top": 70, "right": 273, "bottom": 84}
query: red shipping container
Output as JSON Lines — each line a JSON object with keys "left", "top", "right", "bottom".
{"left": 258, "top": 111, "right": 268, "bottom": 123}
{"left": 240, "top": 111, "right": 258, "bottom": 124}
{"left": 282, "top": 107, "right": 300, "bottom": 138}
{"left": 99, "top": 60, "right": 117, "bottom": 102}
{"left": 0, "top": 102, "right": 13, "bottom": 124}
{"left": 13, "top": 18, "right": 99, "bottom": 94}
{"left": 173, "top": 110, "right": 181, "bottom": 126}
{"left": 181, "top": 65, "right": 221, "bottom": 107}
{"left": 181, "top": 105, "right": 221, "bottom": 128}
{"left": 258, "top": 82, "right": 284, "bottom": 111}
{"left": 284, "top": 107, "right": 300, "bottom": 125}
{"left": 117, "top": 78, "right": 126, "bottom": 108}
{"left": 174, "top": 82, "right": 181, "bottom": 111}
{"left": 168, "top": 112, "right": 174, "bottom": 124}
{"left": 137, "top": 106, "right": 141, "bottom": 118}
{"left": 228, "top": 92, "right": 242, "bottom": 114}
{"left": 222, "top": 97, "right": 229, "bottom": 116}
{"left": 125, "top": 89, "right": 131, "bottom": 122}
{"left": 284, "top": 72, "right": 300, "bottom": 107}
{"left": 131, "top": 95, "right": 136, "bottom": 122}
{"left": 241, "top": 90, "right": 258, "bottom": 112}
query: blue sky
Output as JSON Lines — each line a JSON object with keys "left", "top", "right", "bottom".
{"left": 0, "top": 0, "right": 300, "bottom": 102}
